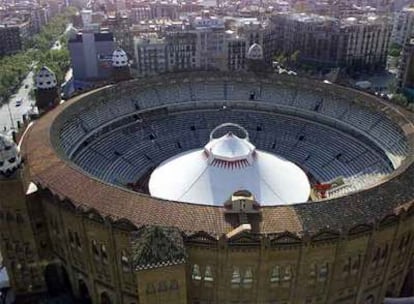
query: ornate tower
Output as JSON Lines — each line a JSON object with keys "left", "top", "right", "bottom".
{"left": 112, "top": 48, "right": 131, "bottom": 82}
{"left": 34, "top": 66, "right": 60, "bottom": 113}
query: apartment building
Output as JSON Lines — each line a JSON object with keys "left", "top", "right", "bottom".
{"left": 68, "top": 30, "right": 116, "bottom": 81}
{"left": 270, "top": 12, "right": 391, "bottom": 71}
{"left": 391, "top": 6, "right": 414, "bottom": 46}
{"left": 0, "top": 25, "right": 22, "bottom": 56}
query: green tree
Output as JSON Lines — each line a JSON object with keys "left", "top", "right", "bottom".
{"left": 389, "top": 43, "right": 402, "bottom": 58}
{"left": 387, "top": 79, "right": 398, "bottom": 94}
{"left": 290, "top": 50, "right": 300, "bottom": 64}
{"left": 391, "top": 93, "right": 408, "bottom": 106}
{"left": 273, "top": 53, "right": 288, "bottom": 66}
{"left": 0, "top": 7, "right": 77, "bottom": 102}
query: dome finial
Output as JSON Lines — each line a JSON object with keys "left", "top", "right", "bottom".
{"left": 112, "top": 48, "right": 128, "bottom": 68}
{"left": 0, "top": 134, "right": 22, "bottom": 177}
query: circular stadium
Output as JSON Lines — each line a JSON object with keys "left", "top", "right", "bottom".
{"left": 16, "top": 71, "right": 414, "bottom": 303}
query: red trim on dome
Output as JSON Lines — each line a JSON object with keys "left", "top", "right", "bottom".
{"left": 210, "top": 158, "right": 250, "bottom": 169}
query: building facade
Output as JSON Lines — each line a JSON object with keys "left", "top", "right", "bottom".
{"left": 1, "top": 73, "right": 413, "bottom": 304}
{"left": 0, "top": 26, "right": 22, "bottom": 56}
{"left": 391, "top": 6, "right": 414, "bottom": 46}
{"left": 270, "top": 13, "right": 391, "bottom": 71}
{"left": 134, "top": 36, "right": 168, "bottom": 76}
{"left": 339, "top": 15, "right": 391, "bottom": 70}
{"left": 398, "top": 37, "right": 414, "bottom": 94}
{"left": 68, "top": 30, "right": 116, "bottom": 81}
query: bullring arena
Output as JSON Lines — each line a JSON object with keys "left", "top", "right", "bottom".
{"left": 1, "top": 71, "right": 414, "bottom": 304}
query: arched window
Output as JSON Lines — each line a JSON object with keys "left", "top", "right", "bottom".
{"left": 308, "top": 263, "right": 317, "bottom": 284}
{"left": 364, "top": 295, "right": 374, "bottom": 304}
{"left": 78, "top": 280, "right": 91, "bottom": 303}
{"left": 342, "top": 258, "right": 351, "bottom": 277}
{"left": 6, "top": 211, "right": 14, "bottom": 222}
{"left": 243, "top": 267, "right": 253, "bottom": 288}
{"left": 283, "top": 265, "right": 292, "bottom": 282}
{"left": 192, "top": 264, "right": 202, "bottom": 281}
{"left": 318, "top": 263, "right": 328, "bottom": 282}
{"left": 352, "top": 254, "right": 361, "bottom": 275}
{"left": 75, "top": 232, "right": 81, "bottom": 250}
{"left": 121, "top": 250, "right": 130, "bottom": 272}
{"left": 68, "top": 230, "right": 74, "bottom": 247}
{"left": 100, "top": 292, "right": 111, "bottom": 304}
{"left": 204, "top": 265, "right": 213, "bottom": 285}
{"left": 371, "top": 247, "right": 380, "bottom": 267}
{"left": 170, "top": 279, "right": 179, "bottom": 290}
{"left": 78, "top": 279, "right": 91, "bottom": 303}
{"left": 231, "top": 267, "right": 241, "bottom": 288}
{"left": 91, "top": 240, "right": 99, "bottom": 259}
{"left": 15, "top": 214, "right": 24, "bottom": 224}
{"left": 270, "top": 266, "right": 280, "bottom": 284}
{"left": 405, "top": 234, "right": 411, "bottom": 248}
{"left": 380, "top": 244, "right": 389, "bottom": 265}
{"left": 101, "top": 244, "right": 108, "bottom": 264}
{"left": 158, "top": 281, "right": 168, "bottom": 292}
{"left": 146, "top": 283, "right": 155, "bottom": 294}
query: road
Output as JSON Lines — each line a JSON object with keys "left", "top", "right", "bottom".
{"left": 0, "top": 23, "right": 73, "bottom": 136}
{"left": 0, "top": 70, "right": 36, "bottom": 135}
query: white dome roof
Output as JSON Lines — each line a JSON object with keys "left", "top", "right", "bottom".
{"left": 35, "top": 66, "right": 57, "bottom": 89}
{"left": 0, "top": 135, "right": 21, "bottom": 176}
{"left": 112, "top": 48, "right": 128, "bottom": 67}
{"left": 149, "top": 124, "right": 310, "bottom": 206}
{"left": 246, "top": 43, "right": 264, "bottom": 60}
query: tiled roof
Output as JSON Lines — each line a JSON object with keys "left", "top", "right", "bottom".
{"left": 131, "top": 226, "right": 187, "bottom": 270}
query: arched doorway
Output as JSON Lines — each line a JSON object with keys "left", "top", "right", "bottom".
{"left": 363, "top": 295, "right": 374, "bottom": 304}
{"left": 386, "top": 282, "right": 396, "bottom": 297}
{"left": 400, "top": 268, "right": 414, "bottom": 297}
{"left": 44, "top": 263, "right": 72, "bottom": 297}
{"left": 78, "top": 279, "right": 92, "bottom": 304}
{"left": 100, "top": 291, "right": 112, "bottom": 304}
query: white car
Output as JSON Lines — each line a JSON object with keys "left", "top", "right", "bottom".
{"left": 15, "top": 99, "right": 22, "bottom": 107}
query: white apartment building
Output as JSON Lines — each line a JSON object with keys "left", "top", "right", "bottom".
{"left": 134, "top": 36, "right": 167, "bottom": 76}
{"left": 133, "top": 13, "right": 264, "bottom": 75}
{"left": 391, "top": 6, "right": 414, "bottom": 46}
{"left": 271, "top": 12, "right": 391, "bottom": 70}
{"left": 226, "top": 31, "right": 246, "bottom": 71}
{"left": 341, "top": 14, "right": 391, "bottom": 69}
{"left": 398, "top": 37, "right": 414, "bottom": 90}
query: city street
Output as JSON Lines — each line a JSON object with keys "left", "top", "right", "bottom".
{"left": 0, "top": 70, "right": 35, "bottom": 135}
{"left": 0, "top": 23, "right": 73, "bottom": 136}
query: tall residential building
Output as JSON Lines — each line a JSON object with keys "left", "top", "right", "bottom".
{"left": 134, "top": 35, "right": 168, "bottom": 76}
{"left": 134, "top": 27, "right": 252, "bottom": 76}
{"left": 226, "top": 32, "right": 246, "bottom": 71}
{"left": 271, "top": 13, "right": 342, "bottom": 67}
{"left": 391, "top": 6, "right": 414, "bottom": 46}
{"left": 270, "top": 13, "right": 391, "bottom": 71}
{"left": 31, "top": 6, "right": 49, "bottom": 34}
{"left": 340, "top": 15, "right": 391, "bottom": 70}
{"left": 165, "top": 31, "right": 198, "bottom": 72}
{"left": 398, "top": 37, "right": 414, "bottom": 94}
{"left": 104, "top": 13, "right": 133, "bottom": 55}
{"left": 0, "top": 26, "right": 22, "bottom": 56}
{"left": 68, "top": 30, "right": 116, "bottom": 81}
{"left": 130, "top": 2, "right": 179, "bottom": 23}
